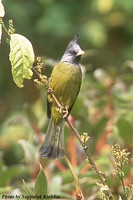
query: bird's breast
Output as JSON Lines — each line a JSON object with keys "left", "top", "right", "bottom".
{"left": 50, "top": 62, "right": 82, "bottom": 106}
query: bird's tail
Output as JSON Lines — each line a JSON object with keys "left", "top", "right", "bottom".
{"left": 39, "top": 118, "right": 65, "bottom": 159}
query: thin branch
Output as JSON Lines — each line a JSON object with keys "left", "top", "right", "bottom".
{"left": 64, "top": 156, "right": 84, "bottom": 200}
{"left": 0, "top": 18, "right": 10, "bottom": 37}
{"left": 120, "top": 162, "right": 128, "bottom": 200}
{"left": 66, "top": 118, "right": 107, "bottom": 184}
{"left": 121, "top": 178, "right": 127, "bottom": 200}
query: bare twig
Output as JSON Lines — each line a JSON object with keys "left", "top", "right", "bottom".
{"left": 65, "top": 156, "right": 84, "bottom": 200}
{"left": 120, "top": 162, "right": 128, "bottom": 200}
{"left": 0, "top": 18, "right": 10, "bottom": 36}
{"left": 121, "top": 178, "right": 127, "bottom": 200}
{"left": 66, "top": 119, "right": 106, "bottom": 182}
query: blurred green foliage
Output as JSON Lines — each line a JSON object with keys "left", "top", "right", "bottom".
{"left": 0, "top": 0, "right": 133, "bottom": 199}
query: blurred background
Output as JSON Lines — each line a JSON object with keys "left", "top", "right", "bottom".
{"left": 0, "top": 0, "right": 133, "bottom": 199}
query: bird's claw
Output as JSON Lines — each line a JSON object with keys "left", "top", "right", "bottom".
{"left": 62, "top": 107, "right": 69, "bottom": 119}
{"left": 47, "top": 87, "right": 53, "bottom": 94}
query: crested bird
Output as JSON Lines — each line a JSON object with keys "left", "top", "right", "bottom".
{"left": 40, "top": 34, "right": 84, "bottom": 159}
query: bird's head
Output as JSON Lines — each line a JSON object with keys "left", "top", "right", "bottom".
{"left": 60, "top": 34, "right": 85, "bottom": 65}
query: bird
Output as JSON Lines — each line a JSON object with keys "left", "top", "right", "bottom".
{"left": 39, "top": 34, "right": 85, "bottom": 159}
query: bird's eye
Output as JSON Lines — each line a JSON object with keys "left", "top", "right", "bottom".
{"left": 72, "top": 50, "right": 76, "bottom": 55}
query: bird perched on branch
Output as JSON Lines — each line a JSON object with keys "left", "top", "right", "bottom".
{"left": 40, "top": 34, "right": 85, "bottom": 159}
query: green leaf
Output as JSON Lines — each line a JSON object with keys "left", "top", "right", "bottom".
{"left": 0, "top": 1, "right": 5, "bottom": 17}
{"left": 9, "top": 33, "right": 34, "bottom": 88}
{"left": 117, "top": 118, "right": 133, "bottom": 145}
{"left": 34, "top": 163, "right": 47, "bottom": 199}
{"left": 22, "top": 179, "right": 34, "bottom": 196}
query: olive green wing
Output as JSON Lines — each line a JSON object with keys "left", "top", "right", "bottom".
{"left": 68, "top": 80, "right": 81, "bottom": 114}
{"left": 47, "top": 99, "right": 51, "bottom": 118}
{"left": 47, "top": 77, "right": 52, "bottom": 118}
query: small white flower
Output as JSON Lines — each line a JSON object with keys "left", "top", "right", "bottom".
{"left": 100, "top": 185, "right": 109, "bottom": 192}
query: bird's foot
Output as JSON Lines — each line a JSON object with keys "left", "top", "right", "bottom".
{"left": 62, "top": 107, "right": 69, "bottom": 119}
{"left": 47, "top": 87, "right": 53, "bottom": 94}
